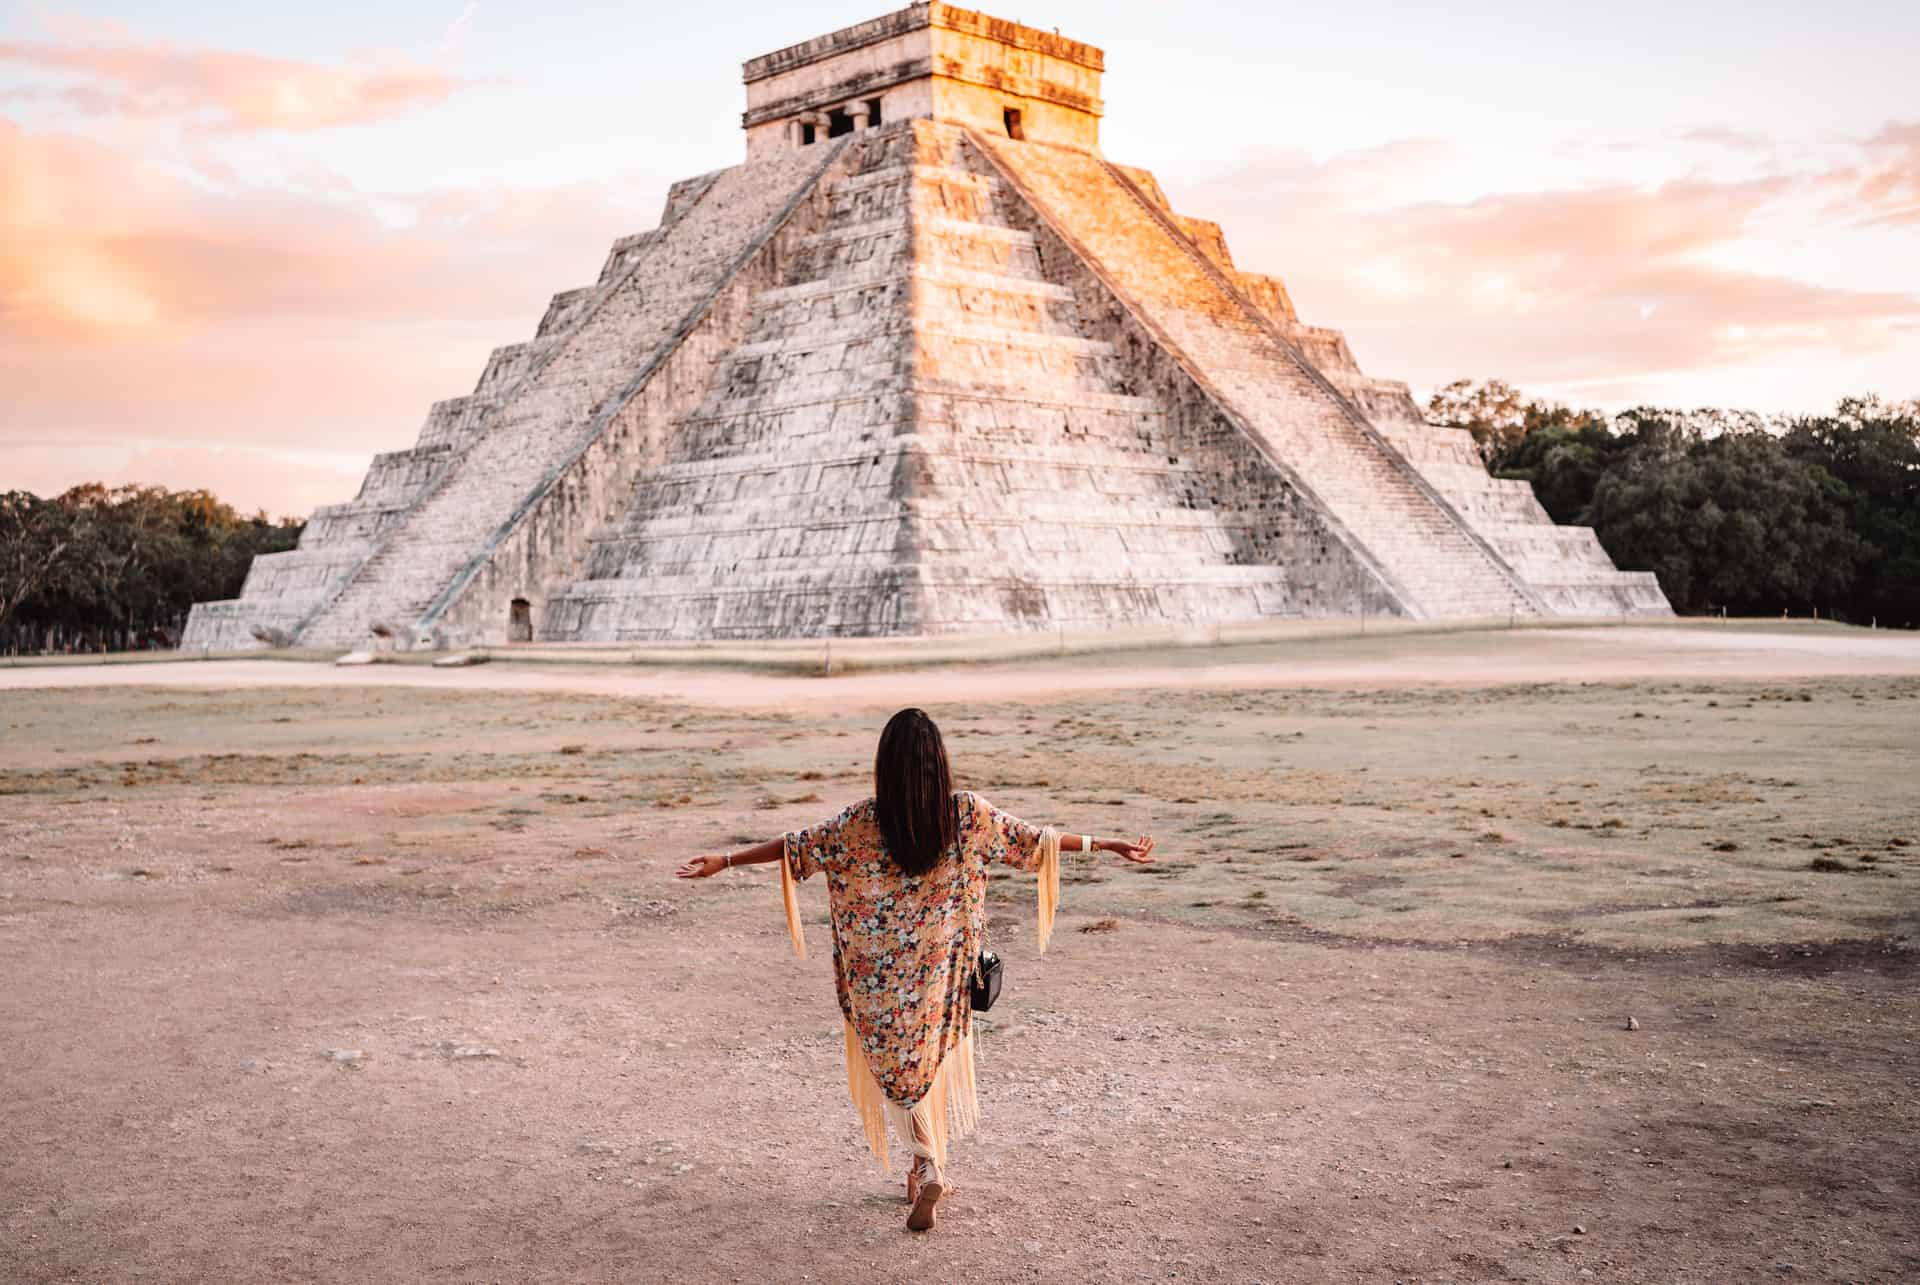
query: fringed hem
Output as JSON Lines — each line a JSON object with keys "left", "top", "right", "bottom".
{"left": 842, "top": 1019, "right": 979, "bottom": 1173}
{"left": 1036, "top": 827, "right": 1060, "bottom": 954}
{"left": 843, "top": 1019, "right": 888, "bottom": 1166}
{"left": 779, "top": 841, "right": 806, "bottom": 960}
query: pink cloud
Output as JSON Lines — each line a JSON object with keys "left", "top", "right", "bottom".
{"left": 1852, "top": 121, "right": 1920, "bottom": 226}
{"left": 0, "top": 118, "right": 641, "bottom": 334}
{"left": 1177, "top": 138, "right": 1920, "bottom": 399}
{"left": 0, "top": 34, "right": 468, "bottom": 131}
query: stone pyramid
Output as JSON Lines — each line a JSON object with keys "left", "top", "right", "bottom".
{"left": 184, "top": 3, "right": 1668, "bottom": 651}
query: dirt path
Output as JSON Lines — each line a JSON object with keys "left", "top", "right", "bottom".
{"left": 7, "top": 624, "right": 1920, "bottom": 713}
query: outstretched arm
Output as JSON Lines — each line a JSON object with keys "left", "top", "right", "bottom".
{"left": 1063, "top": 832, "right": 1156, "bottom": 864}
{"left": 676, "top": 837, "right": 783, "bottom": 879}
{"left": 675, "top": 828, "right": 1155, "bottom": 877}
{"left": 1012, "top": 825, "right": 1153, "bottom": 955}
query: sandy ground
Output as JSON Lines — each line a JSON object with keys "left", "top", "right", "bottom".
{"left": 2, "top": 624, "right": 1917, "bottom": 1282}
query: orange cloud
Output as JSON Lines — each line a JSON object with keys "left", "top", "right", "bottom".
{"left": 0, "top": 113, "right": 657, "bottom": 511}
{"left": 0, "top": 34, "right": 467, "bottom": 131}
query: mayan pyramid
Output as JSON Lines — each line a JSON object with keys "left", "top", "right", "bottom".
{"left": 183, "top": 3, "right": 1668, "bottom": 651}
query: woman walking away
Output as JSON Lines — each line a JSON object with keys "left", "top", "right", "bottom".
{"left": 675, "top": 707, "right": 1154, "bottom": 1231}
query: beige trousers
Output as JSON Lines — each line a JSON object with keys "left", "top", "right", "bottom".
{"left": 886, "top": 1101, "right": 940, "bottom": 1170}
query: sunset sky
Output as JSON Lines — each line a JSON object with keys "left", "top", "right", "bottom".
{"left": 4, "top": 0, "right": 1918, "bottom": 516}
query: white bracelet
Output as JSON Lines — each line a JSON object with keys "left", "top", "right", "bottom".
{"left": 723, "top": 852, "right": 733, "bottom": 869}
{"left": 1082, "top": 834, "right": 1094, "bottom": 854}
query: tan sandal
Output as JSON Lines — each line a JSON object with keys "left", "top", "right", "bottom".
{"left": 907, "top": 1158, "right": 957, "bottom": 1208}
{"left": 910, "top": 1160, "right": 948, "bottom": 1229}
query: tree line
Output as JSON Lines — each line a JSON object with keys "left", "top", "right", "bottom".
{"left": 0, "top": 485, "right": 304, "bottom": 655}
{"left": 2, "top": 389, "right": 1914, "bottom": 654}
{"left": 1428, "top": 383, "right": 1920, "bottom": 627}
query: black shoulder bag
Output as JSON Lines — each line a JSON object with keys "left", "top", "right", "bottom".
{"left": 971, "top": 950, "right": 1003, "bottom": 1011}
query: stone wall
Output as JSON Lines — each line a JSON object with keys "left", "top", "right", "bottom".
{"left": 548, "top": 127, "right": 925, "bottom": 637}
{"left": 1121, "top": 169, "right": 1669, "bottom": 617}
{"left": 185, "top": 136, "right": 859, "bottom": 651}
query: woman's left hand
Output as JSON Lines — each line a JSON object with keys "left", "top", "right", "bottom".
{"left": 675, "top": 854, "right": 728, "bottom": 879}
{"left": 1105, "top": 834, "right": 1156, "bottom": 863}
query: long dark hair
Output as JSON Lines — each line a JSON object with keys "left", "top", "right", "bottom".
{"left": 874, "top": 707, "right": 957, "bottom": 877}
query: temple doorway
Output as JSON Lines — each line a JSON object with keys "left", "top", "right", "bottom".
{"left": 508, "top": 598, "right": 533, "bottom": 643}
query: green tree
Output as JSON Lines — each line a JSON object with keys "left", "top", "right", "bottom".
{"left": 0, "top": 485, "right": 303, "bottom": 652}
{"left": 1586, "top": 414, "right": 1861, "bottom": 614}
{"left": 0, "top": 491, "right": 75, "bottom": 630}
{"left": 1782, "top": 397, "right": 1920, "bottom": 627}
{"left": 1427, "top": 379, "right": 1610, "bottom": 473}
{"left": 1500, "top": 420, "right": 1627, "bottom": 524}
{"left": 1427, "top": 379, "right": 1528, "bottom": 470}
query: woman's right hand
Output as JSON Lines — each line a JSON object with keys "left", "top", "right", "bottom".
{"left": 675, "top": 854, "right": 728, "bottom": 879}
{"left": 1104, "top": 834, "right": 1155, "bottom": 863}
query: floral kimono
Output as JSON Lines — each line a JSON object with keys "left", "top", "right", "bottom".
{"left": 781, "top": 790, "right": 1060, "bottom": 1169}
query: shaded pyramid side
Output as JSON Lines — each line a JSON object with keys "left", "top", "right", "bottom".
{"left": 545, "top": 120, "right": 1401, "bottom": 640}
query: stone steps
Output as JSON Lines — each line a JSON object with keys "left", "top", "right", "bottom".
{"left": 759, "top": 262, "right": 1072, "bottom": 307}
{"left": 1373, "top": 416, "right": 1666, "bottom": 611}
{"left": 974, "top": 132, "right": 1539, "bottom": 620}
{"left": 554, "top": 127, "right": 1355, "bottom": 639}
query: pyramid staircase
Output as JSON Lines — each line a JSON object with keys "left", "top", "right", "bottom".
{"left": 546, "top": 122, "right": 1359, "bottom": 639}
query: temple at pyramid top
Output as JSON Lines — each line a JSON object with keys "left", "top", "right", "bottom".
{"left": 742, "top": 3, "right": 1104, "bottom": 158}
{"left": 183, "top": 5, "right": 1666, "bottom": 652}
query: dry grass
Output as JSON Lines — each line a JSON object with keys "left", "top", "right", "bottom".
{"left": 3, "top": 674, "right": 1915, "bottom": 953}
